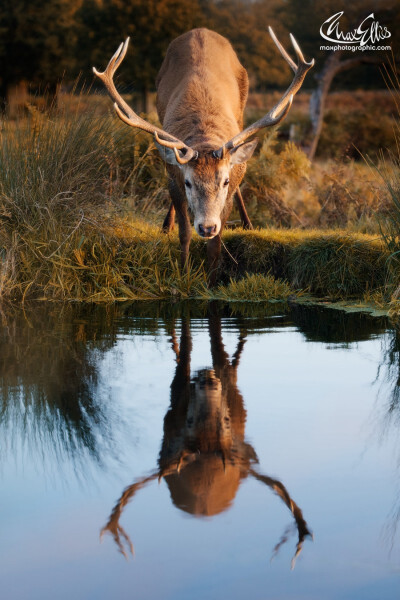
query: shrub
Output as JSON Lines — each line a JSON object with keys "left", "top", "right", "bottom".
{"left": 318, "top": 109, "right": 397, "bottom": 160}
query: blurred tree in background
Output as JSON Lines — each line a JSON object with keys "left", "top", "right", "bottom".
{"left": 0, "top": 0, "right": 398, "bottom": 120}
{"left": 0, "top": 0, "right": 82, "bottom": 113}
{"left": 283, "top": 0, "right": 399, "bottom": 158}
{"left": 77, "top": 0, "right": 205, "bottom": 111}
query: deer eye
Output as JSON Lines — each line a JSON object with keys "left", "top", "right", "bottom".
{"left": 223, "top": 178, "right": 229, "bottom": 186}
{"left": 184, "top": 179, "right": 192, "bottom": 189}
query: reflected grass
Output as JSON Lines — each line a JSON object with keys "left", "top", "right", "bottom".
{"left": 0, "top": 300, "right": 395, "bottom": 488}
{"left": 0, "top": 305, "right": 123, "bottom": 475}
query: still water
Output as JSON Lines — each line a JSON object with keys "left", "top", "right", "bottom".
{"left": 0, "top": 302, "right": 399, "bottom": 599}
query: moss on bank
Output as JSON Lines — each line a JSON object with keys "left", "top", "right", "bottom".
{"left": 1, "top": 215, "right": 394, "bottom": 312}
{"left": 214, "top": 228, "right": 388, "bottom": 298}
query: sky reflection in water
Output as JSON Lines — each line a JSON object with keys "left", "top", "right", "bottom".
{"left": 0, "top": 302, "right": 399, "bottom": 600}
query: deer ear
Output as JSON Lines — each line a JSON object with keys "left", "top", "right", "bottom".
{"left": 155, "top": 142, "right": 181, "bottom": 166}
{"left": 229, "top": 139, "right": 258, "bottom": 164}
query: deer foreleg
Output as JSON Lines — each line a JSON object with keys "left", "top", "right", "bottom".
{"left": 169, "top": 181, "right": 191, "bottom": 271}
{"left": 235, "top": 188, "right": 253, "bottom": 230}
{"left": 162, "top": 202, "right": 176, "bottom": 232}
{"left": 176, "top": 206, "right": 192, "bottom": 272}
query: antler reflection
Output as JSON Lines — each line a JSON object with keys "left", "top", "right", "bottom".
{"left": 101, "top": 312, "right": 312, "bottom": 565}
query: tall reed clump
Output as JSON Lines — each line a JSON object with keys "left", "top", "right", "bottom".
{"left": 0, "top": 106, "right": 112, "bottom": 297}
{"left": 368, "top": 58, "right": 400, "bottom": 311}
{"left": 0, "top": 105, "right": 179, "bottom": 300}
{"left": 375, "top": 157, "right": 400, "bottom": 272}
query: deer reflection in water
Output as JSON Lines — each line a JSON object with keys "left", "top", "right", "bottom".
{"left": 101, "top": 313, "right": 312, "bottom": 567}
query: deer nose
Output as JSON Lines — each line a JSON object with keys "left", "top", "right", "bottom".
{"left": 198, "top": 224, "right": 217, "bottom": 238}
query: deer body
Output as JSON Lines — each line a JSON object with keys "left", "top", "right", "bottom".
{"left": 156, "top": 29, "right": 251, "bottom": 277}
{"left": 93, "top": 27, "right": 313, "bottom": 283}
{"left": 156, "top": 29, "right": 248, "bottom": 148}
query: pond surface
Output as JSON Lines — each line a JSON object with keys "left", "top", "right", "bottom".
{"left": 0, "top": 302, "right": 399, "bottom": 600}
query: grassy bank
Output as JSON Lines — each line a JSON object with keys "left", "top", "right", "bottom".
{"left": 0, "top": 102, "right": 397, "bottom": 312}
{"left": 0, "top": 212, "right": 392, "bottom": 309}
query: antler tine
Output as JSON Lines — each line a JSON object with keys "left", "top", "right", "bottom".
{"left": 94, "top": 38, "right": 129, "bottom": 80}
{"left": 153, "top": 131, "right": 185, "bottom": 150}
{"left": 290, "top": 33, "right": 307, "bottom": 65}
{"left": 216, "top": 27, "right": 314, "bottom": 155}
{"left": 153, "top": 133, "right": 197, "bottom": 165}
{"left": 112, "top": 38, "right": 130, "bottom": 73}
{"left": 173, "top": 147, "right": 198, "bottom": 165}
{"left": 269, "top": 27, "right": 297, "bottom": 73}
{"left": 93, "top": 39, "right": 197, "bottom": 163}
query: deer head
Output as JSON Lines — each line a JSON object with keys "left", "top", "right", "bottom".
{"left": 156, "top": 142, "right": 258, "bottom": 238}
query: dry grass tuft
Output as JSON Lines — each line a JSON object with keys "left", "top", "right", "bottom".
{"left": 241, "top": 135, "right": 390, "bottom": 231}
{"left": 210, "top": 272, "right": 294, "bottom": 302}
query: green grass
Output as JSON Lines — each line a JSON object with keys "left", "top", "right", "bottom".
{"left": 210, "top": 273, "right": 294, "bottom": 302}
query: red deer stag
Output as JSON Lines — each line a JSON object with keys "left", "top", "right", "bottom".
{"left": 94, "top": 28, "right": 314, "bottom": 283}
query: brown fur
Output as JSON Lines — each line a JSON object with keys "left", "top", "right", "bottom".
{"left": 156, "top": 29, "right": 251, "bottom": 283}
{"left": 156, "top": 29, "right": 248, "bottom": 145}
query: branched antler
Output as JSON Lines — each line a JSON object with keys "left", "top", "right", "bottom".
{"left": 249, "top": 467, "right": 313, "bottom": 568}
{"left": 93, "top": 39, "right": 197, "bottom": 164}
{"left": 215, "top": 27, "right": 314, "bottom": 158}
{"left": 100, "top": 472, "right": 158, "bottom": 558}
